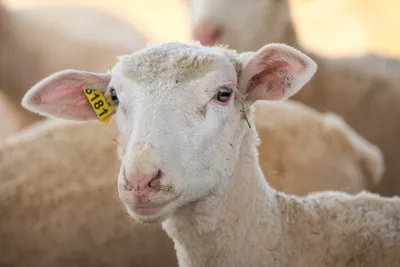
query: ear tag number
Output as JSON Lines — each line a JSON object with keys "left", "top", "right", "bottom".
{"left": 83, "top": 88, "right": 115, "bottom": 124}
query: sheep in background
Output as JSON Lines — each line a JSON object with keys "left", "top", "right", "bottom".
{"left": 0, "top": 76, "right": 385, "bottom": 265}
{"left": 186, "top": 0, "right": 400, "bottom": 196}
{"left": 253, "top": 100, "right": 383, "bottom": 195}
{"left": 21, "top": 41, "right": 400, "bottom": 267}
{"left": 0, "top": 3, "right": 148, "bottom": 139}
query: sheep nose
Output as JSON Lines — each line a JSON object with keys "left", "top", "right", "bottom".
{"left": 192, "top": 23, "right": 223, "bottom": 46}
{"left": 124, "top": 169, "right": 162, "bottom": 198}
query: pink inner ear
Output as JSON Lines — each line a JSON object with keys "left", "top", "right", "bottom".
{"left": 244, "top": 48, "right": 307, "bottom": 100}
{"left": 31, "top": 72, "right": 87, "bottom": 105}
{"left": 40, "top": 85, "right": 81, "bottom": 103}
{"left": 41, "top": 88, "right": 95, "bottom": 120}
{"left": 247, "top": 61, "right": 289, "bottom": 100}
{"left": 49, "top": 101, "right": 94, "bottom": 120}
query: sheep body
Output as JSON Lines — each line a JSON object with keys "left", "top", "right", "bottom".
{"left": 187, "top": 0, "right": 400, "bottom": 196}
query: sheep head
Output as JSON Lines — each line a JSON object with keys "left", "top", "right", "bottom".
{"left": 186, "top": 0, "right": 294, "bottom": 52}
{"left": 21, "top": 41, "right": 316, "bottom": 223}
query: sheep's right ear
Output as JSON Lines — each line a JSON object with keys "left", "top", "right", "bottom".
{"left": 22, "top": 69, "right": 111, "bottom": 121}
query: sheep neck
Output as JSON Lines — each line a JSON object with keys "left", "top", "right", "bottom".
{"left": 162, "top": 128, "right": 289, "bottom": 267}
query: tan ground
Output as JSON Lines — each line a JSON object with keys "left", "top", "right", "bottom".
{"left": 4, "top": 0, "right": 400, "bottom": 58}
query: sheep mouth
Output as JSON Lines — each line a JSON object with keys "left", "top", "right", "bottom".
{"left": 124, "top": 193, "right": 183, "bottom": 223}
{"left": 132, "top": 205, "right": 163, "bottom": 216}
{"left": 126, "top": 203, "right": 170, "bottom": 224}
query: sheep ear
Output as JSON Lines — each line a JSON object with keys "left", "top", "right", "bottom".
{"left": 238, "top": 44, "right": 317, "bottom": 102}
{"left": 22, "top": 69, "right": 111, "bottom": 121}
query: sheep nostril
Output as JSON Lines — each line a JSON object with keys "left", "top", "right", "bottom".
{"left": 149, "top": 170, "right": 163, "bottom": 189}
{"left": 213, "top": 27, "right": 223, "bottom": 41}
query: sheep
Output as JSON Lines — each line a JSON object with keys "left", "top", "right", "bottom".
{"left": 186, "top": 0, "right": 400, "bottom": 197}
{"left": 1, "top": 52, "right": 385, "bottom": 266}
{"left": 252, "top": 100, "right": 384, "bottom": 195}
{"left": 0, "top": 3, "right": 148, "bottom": 139}
{"left": 21, "top": 41, "right": 400, "bottom": 267}
{"left": 0, "top": 96, "right": 385, "bottom": 267}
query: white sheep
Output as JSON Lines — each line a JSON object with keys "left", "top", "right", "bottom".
{"left": 1, "top": 100, "right": 383, "bottom": 267}
{"left": 21, "top": 41, "right": 400, "bottom": 267}
{"left": 186, "top": 0, "right": 400, "bottom": 197}
{"left": 0, "top": 3, "right": 148, "bottom": 139}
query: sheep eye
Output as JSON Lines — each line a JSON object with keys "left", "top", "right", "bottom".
{"left": 109, "top": 87, "right": 119, "bottom": 105}
{"left": 214, "top": 87, "right": 232, "bottom": 103}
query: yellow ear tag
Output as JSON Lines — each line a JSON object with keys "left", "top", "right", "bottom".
{"left": 83, "top": 88, "right": 115, "bottom": 124}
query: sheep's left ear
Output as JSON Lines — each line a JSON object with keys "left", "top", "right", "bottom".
{"left": 238, "top": 44, "right": 317, "bottom": 102}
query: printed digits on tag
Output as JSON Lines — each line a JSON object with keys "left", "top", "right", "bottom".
{"left": 90, "top": 93, "right": 100, "bottom": 102}
{"left": 99, "top": 108, "right": 109, "bottom": 117}
{"left": 85, "top": 89, "right": 93, "bottom": 94}
{"left": 94, "top": 100, "right": 104, "bottom": 109}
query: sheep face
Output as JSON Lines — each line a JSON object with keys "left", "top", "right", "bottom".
{"left": 186, "top": 0, "right": 292, "bottom": 52}
{"left": 112, "top": 42, "right": 246, "bottom": 224}
{"left": 21, "top": 41, "right": 317, "bottom": 224}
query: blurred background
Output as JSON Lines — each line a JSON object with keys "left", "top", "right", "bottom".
{"left": 2, "top": 1, "right": 400, "bottom": 266}
{"left": 4, "top": 0, "right": 400, "bottom": 57}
